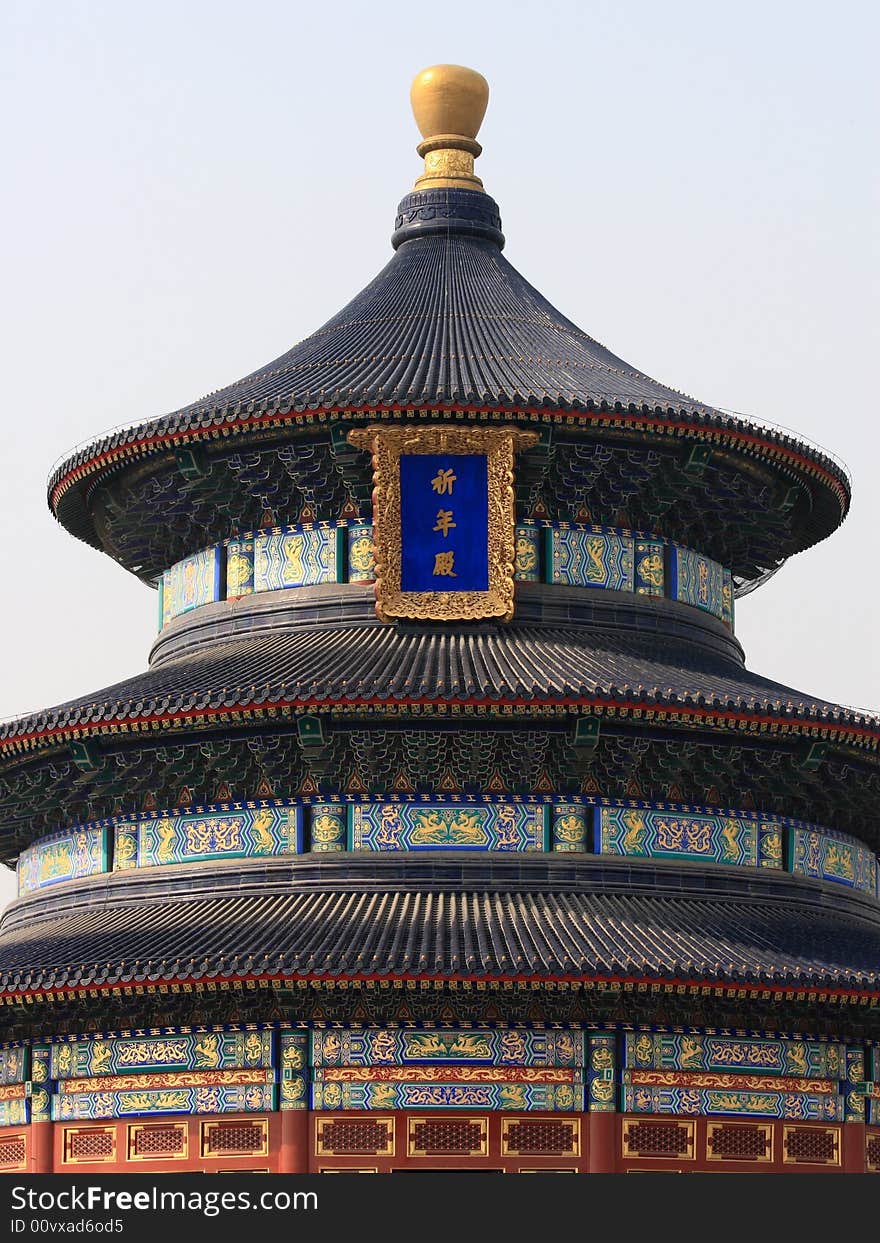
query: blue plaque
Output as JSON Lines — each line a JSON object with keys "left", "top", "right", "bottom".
{"left": 399, "top": 454, "right": 489, "bottom": 592}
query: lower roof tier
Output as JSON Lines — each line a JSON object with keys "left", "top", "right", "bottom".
{"left": 2, "top": 854, "right": 880, "bottom": 1000}
{"left": 1, "top": 585, "right": 878, "bottom": 854}
{"left": 2, "top": 585, "right": 873, "bottom": 744}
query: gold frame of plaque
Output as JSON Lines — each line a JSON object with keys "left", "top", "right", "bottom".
{"left": 348, "top": 425, "right": 538, "bottom": 623}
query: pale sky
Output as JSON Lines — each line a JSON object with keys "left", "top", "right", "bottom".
{"left": 1, "top": 0, "right": 877, "bottom": 908}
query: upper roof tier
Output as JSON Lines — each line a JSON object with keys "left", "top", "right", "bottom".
{"left": 48, "top": 65, "right": 850, "bottom": 582}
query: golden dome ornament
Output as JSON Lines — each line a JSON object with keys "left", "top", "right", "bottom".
{"left": 410, "top": 63, "right": 489, "bottom": 192}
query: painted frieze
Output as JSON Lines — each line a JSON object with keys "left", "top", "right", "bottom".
{"left": 50, "top": 1030, "right": 274, "bottom": 1079}
{"left": 587, "top": 1033, "right": 617, "bottom": 1113}
{"left": 30, "top": 1046, "right": 52, "bottom": 1124}
{"left": 552, "top": 804, "right": 588, "bottom": 852}
{"left": 0, "top": 1087, "right": 28, "bottom": 1128}
{"left": 349, "top": 802, "right": 547, "bottom": 851}
{"left": 279, "top": 1032, "right": 308, "bottom": 1111}
{"left": 161, "top": 546, "right": 221, "bottom": 627}
{"left": 668, "top": 544, "right": 724, "bottom": 619}
{"left": 545, "top": 526, "right": 634, "bottom": 591}
{"left": 52, "top": 1073, "right": 276, "bottom": 1121}
{"left": 595, "top": 804, "right": 783, "bottom": 870}
{"left": 624, "top": 1033, "right": 845, "bottom": 1079}
{"left": 0, "top": 1046, "right": 28, "bottom": 1085}
{"left": 114, "top": 804, "right": 302, "bottom": 871}
{"left": 253, "top": 524, "right": 345, "bottom": 592}
{"left": 514, "top": 524, "right": 541, "bottom": 582}
{"left": 623, "top": 1082, "right": 844, "bottom": 1121}
{"left": 347, "top": 523, "right": 375, "bottom": 584}
{"left": 787, "top": 826, "right": 877, "bottom": 895}
{"left": 310, "top": 1029, "right": 584, "bottom": 1067}
{"left": 309, "top": 803, "right": 347, "bottom": 852}
{"left": 17, "top": 827, "right": 109, "bottom": 896}
{"left": 721, "top": 567, "right": 735, "bottom": 630}
{"left": 225, "top": 536, "right": 255, "bottom": 597}
{"left": 845, "top": 1046, "right": 867, "bottom": 1122}
{"left": 312, "top": 1066, "right": 583, "bottom": 1112}
{"left": 634, "top": 538, "right": 665, "bottom": 597}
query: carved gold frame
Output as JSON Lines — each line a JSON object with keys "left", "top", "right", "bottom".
{"left": 348, "top": 425, "right": 538, "bottom": 622}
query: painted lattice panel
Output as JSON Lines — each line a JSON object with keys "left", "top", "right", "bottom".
{"left": 622, "top": 1119, "right": 694, "bottom": 1159}
{"left": 253, "top": 525, "right": 343, "bottom": 591}
{"left": 502, "top": 1119, "right": 579, "bottom": 1155}
{"left": 546, "top": 527, "right": 634, "bottom": 591}
{"left": 316, "top": 1118, "right": 394, "bottom": 1156}
{"left": 350, "top": 801, "right": 547, "bottom": 851}
{"left": 201, "top": 1120, "right": 268, "bottom": 1156}
{"left": 782, "top": 1126, "right": 841, "bottom": 1165}
{"left": 161, "top": 546, "right": 221, "bottom": 627}
{"left": 63, "top": 1127, "right": 116, "bottom": 1163}
{"left": 128, "top": 1123, "right": 188, "bottom": 1159}
{"left": 706, "top": 1122, "right": 772, "bottom": 1162}
{"left": 409, "top": 1118, "right": 487, "bottom": 1155}
{"left": 0, "top": 1134, "right": 27, "bottom": 1169}
{"left": 17, "top": 826, "right": 109, "bottom": 895}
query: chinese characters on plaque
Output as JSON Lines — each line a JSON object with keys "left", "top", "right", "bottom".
{"left": 347, "top": 425, "right": 538, "bottom": 621}
{"left": 399, "top": 454, "right": 490, "bottom": 592}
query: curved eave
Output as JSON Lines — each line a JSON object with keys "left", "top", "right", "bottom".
{"left": 2, "top": 856, "right": 880, "bottom": 1003}
{"left": 1, "top": 691, "right": 878, "bottom": 761}
{"left": 48, "top": 402, "right": 850, "bottom": 557}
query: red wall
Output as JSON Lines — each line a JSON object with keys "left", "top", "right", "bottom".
{"left": 0, "top": 1114, "right": 874, "bottom": 1174}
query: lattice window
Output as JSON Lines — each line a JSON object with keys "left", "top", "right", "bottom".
{"left": 706, "top": 1122, "right": 772, "bottom": 1163}
{"left": 201, "top": 1121, "right": 268, "bottom": 1158}
{"left": 0, "top": 1136, "right": 26, "bottom": 1169}
{"left": 866, "top": 1132, "right": 880, "bottom": 1172}
{"left": 622, "top": 1119, "right": 695, "bottom": 1160}
{"left": 408, "top": 1118, "right": 487, "bottom": 1157}
{"left": 64, "top": 1127, "right": 116, "bottom": 1163}
{"left": 129, "top": 1124, "right": 187, "bottom": 1160}
{"left": 316, "top": 1119, "right": 394, "bottom": 1156}
{"left": 782, "top": 1126, "right": 840, "bottom": 1166}
{"left": 503, "top": 1119, "right": 579, "bottom": 1156}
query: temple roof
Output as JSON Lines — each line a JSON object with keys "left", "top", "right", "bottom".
{"left": 2, "top": 855, "right": 879, "bottom": 998}
{"left": 50, "top": 194, "right": 848, "bottom": 514}
{"left": 48, "top": 72, "right": 850, "bottom": 571}
{"left": 1, "top": 599, "right": 875, "bottom": 752}
{"left": 119, "top": 205, "right": 718, "bottom": 424}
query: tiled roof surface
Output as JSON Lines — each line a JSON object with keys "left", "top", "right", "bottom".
{"left": 2, "top": 865, "right": 879, "bottom": 994}
{"left": 48, "top": 191, "right": 848, "bottom": 530}
{"left": 0, "top": 618, "right": 869, "bottom": 744}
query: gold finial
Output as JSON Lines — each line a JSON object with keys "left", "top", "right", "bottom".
{"left": 410, "top": 64, "right": 489, "bottom": 193}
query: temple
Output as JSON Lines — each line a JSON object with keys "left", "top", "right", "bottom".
{"left": 0, "top": 64, "right": 878, "bottom": 1175}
